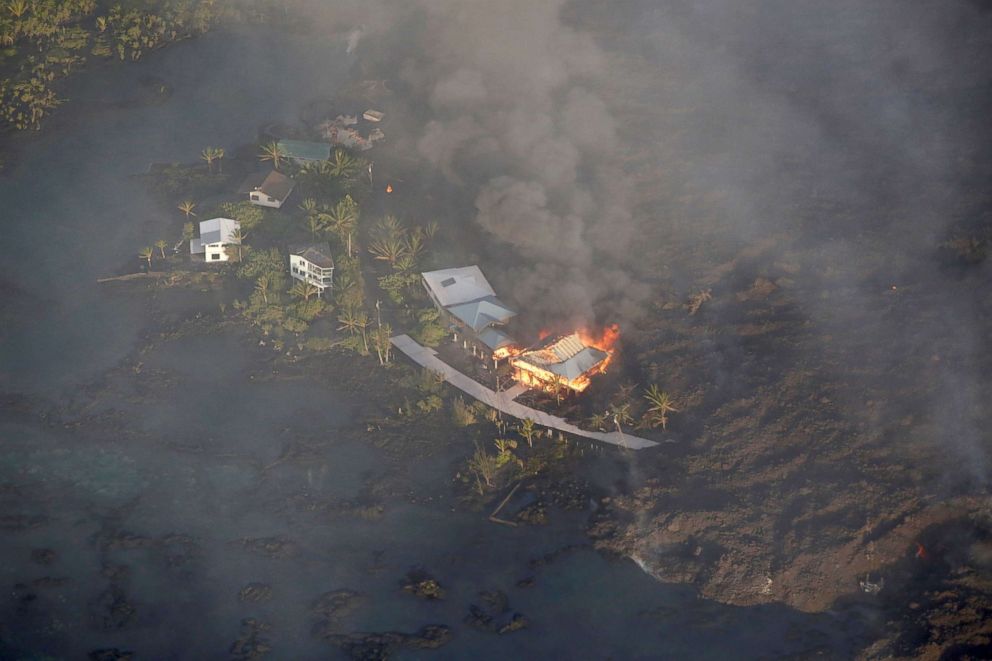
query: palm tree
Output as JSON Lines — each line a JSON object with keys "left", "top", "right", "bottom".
{"left": 328, "top": 148, "right": 360, "bottom": 180}
{"left": 291, "top": 280, "right": 318, "bottom": 303}
{"left": 643, "top": 384, "right": 679, "bottom": 430}
{"left": 324, "top": 195, "right": 359, "bottom": 238}
{"left": 610, "top": 402, "right": 634, "bottom": 428}
{"left": 368, "top": 236, "right": 407, "bottom": 266}
{"left": 254, "top": 275, "right": 270, "bottom": 305}
{"left": 298, "top": 197, "right": 317, "bottom": 216}
{"left": 7, "top": 0, "right": 28, "bottom": 19}
{"left": 424, "top": 220, "right": 440, "bottom": 240}
{"left": 307, "top": 213, "right": 321, "bottom": 240}
{"left": 178, "top": 200, "right": 197, "bottom": 220}
{"left": 335, "top": 308, "right": 370, "bottom": 353}
{"left": 138, "top": 246, "right": 153, "bottom": 269}
{"left": 154, "top": 239, "right": 168, "bottom": 259}
{"left": 587, "top": 412, "right": 608, "bottom": 432}
{"left": 229, "top": 227, "right": 247, "bottom": 261}
{"left": 517, "top": 418, "right": 537, "bottom": 448}
{"left": 373, "top": 214, "right": 404, "bottom": 241}
{"left": 214, "top": 147, "right": 225, "bottom": 174}
{"left": 337, "top": 307, "right": 362, "bottom": 335}
{"left": 404, "top": 229, "right": 425, "bottom": 263}
{"left": 392, "top": 253, "right": 417, "bottom": 275}
{"left": 200, "top": 147, "right": 216, "bottom": 173}
{"left": 258, "top": 141, "right": 284, "bottom": 171}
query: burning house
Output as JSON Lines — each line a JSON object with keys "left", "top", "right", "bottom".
{"left": 509, "top": 326, "right": 618, "bottom": 393}
{"left": 422, "top": 266, "right": 517, "bottom": 356}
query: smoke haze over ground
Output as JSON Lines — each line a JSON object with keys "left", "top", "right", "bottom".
{"left": 2, "top": 0, "right": 992, "bottom": 656}
{"left": 319, "top": 0, "right": 992, "bottom": 484}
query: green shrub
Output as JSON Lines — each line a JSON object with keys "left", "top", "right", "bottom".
{"left": 451, "top": 398, "right": 477, "bottom": 427}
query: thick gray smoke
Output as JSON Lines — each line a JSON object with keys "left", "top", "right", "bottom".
{"left": 303, "top": 0, "right": 991, "bottom": 483}
{"left": 400, "top": 0, "right": 645, "bottom": 327}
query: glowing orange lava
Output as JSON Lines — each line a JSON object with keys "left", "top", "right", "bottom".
{"left": 385, "top": 184, "right": 393, "bottom": 193}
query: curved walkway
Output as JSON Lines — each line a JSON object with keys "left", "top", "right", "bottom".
{"left": 390, "top": 335, "right": 658, "bottom": 450}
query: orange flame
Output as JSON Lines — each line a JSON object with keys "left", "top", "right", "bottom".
{"left": 577, "top": 323, "right": 620, "bottom": 353}
{"left": 537, "top": 328, "right": 551, "bottom": 341}
{"left": 385, "top": 184, "right": 393, "bottom": 193}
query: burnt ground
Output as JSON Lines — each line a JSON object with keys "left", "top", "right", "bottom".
{"left": 553, "top": 3, "right": 992, "bottom": 655}
{"left": 3, "top": 2, "right": 992, "bottom": 656}
{"left": 341, "top": 3, "right": 992, "bottom": 654}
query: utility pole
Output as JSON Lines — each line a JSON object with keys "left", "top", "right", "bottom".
{"left": 495, "top": 375, "right": 503, "bottom": 421}
{"left": 613, "top": 414, "right": 629, "bottom": 451}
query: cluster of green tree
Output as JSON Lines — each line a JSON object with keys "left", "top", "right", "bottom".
{"left": 0, "top": 0, "right": 289, "bottom": 132}
{"left": 466, "top": 417, "right": 571, "bottom": 495}
{"left": 144, "top": 137, "right": 443, "bottom": 366}
{"left": 393, "top": 367, "right": 447, "bottom": 418}
{"left": 96, "top": 0, "right": 219, "bottom": 62}
{"left": 137, "top": 238, "right": 170, "bottom": 268}
{"left": 232, "top": 247, "right": 326, "bottom": 345}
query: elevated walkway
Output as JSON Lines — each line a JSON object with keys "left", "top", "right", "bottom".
{"left": 390, "top": 335, "right": 658, "bottom": 450}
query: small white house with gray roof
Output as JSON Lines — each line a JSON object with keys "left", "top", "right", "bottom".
{"left": 422, "top": 266, "right": 517, "bottom": 354}
{"left": 190, "top": 217, "right": 241, "bottom": 263}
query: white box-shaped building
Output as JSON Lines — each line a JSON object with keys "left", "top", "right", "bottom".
{"left": 190, "top": 217, "right": 241, "bottom": 263}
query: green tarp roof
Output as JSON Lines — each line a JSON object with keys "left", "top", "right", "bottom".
{"left": 278, "top": 140, "right": 331, "bottom": 161}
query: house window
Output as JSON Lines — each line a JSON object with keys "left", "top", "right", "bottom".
{"left": 211, "top": 253, "right": 221, "bottom": 260}
{"left": 250, "top": 193, "right": 259, "bottom": 201}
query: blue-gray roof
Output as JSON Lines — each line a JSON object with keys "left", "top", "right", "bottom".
{"left": 514, "top": 333, "right": 610, "bottom": 380}
{"left": 477, "top": 327, "right": 515, "bottom": 350}
{"left": 446, "top": 295, "right": 516, "bottom": 332}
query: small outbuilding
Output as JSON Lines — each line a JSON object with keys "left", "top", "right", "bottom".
{"left": 190, "top": 217, "right": 241, "bottom": 263}
{"left": 238, "top": 170, "right": 295, "bottom": 209}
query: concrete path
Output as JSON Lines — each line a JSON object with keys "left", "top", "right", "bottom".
{"left": 391, "top": 335, "right": 658, "bottom": 450}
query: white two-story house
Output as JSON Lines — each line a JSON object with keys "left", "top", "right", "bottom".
{"left": 289, "top": 243, "right": 334, "bottom": 295}
{"left": 190, "top": 217, "right": 241, "bottom": 263}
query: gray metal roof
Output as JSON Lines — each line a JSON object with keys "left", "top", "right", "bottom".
{"left": 198, "top": 218, "right": 240, "bottom": 245}
{"left": 422, "top": 266, "right": 497, "bottom": 307}
{"left": 290, "top": 242, "right": 334, "bottom": 269}
{"left": 514, "top": 333, "right": 609, "bottom": 380}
